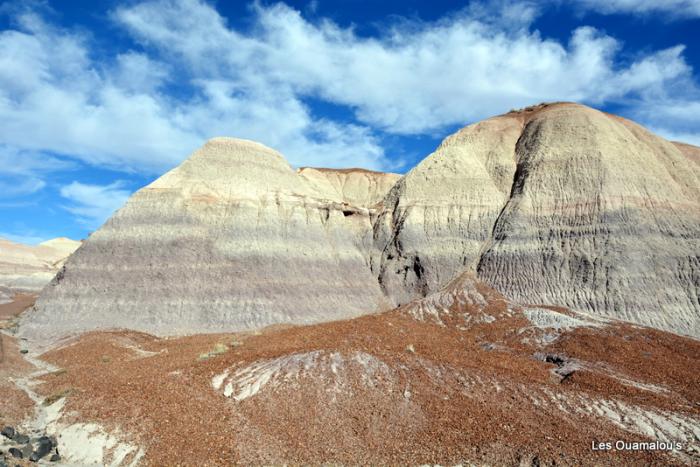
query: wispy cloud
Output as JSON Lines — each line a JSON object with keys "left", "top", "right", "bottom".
{"left": 567, "top": 0, "right": 700, "bottom": 19}
{"left": 59, "top": 181, "right": 132, "bottom": 230}
{"left": 0, "top": 231, "right": 53, "bottom": 245}
{"left": 114, "top": 0, "right": 695, "bottom": 135}
{"left": 1, "top": 0, "right": 697, "bottom": 242}
{"left": 0, "top": 0, "right": 697, "bottom": 185}
{"left": 0, "top": 178, "right": 45, "bottom": 198}
{"left": 0, "top": 3, "right": 388, "bottom": 174}
{"left": 0, "top": 145, "right": 75, "bottom": 198}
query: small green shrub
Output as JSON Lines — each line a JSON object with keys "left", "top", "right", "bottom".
{"left": 43, "top": 388, "right": 73, "bottom": 406}
{"left": 198, "top": 342, "right": 228, "bottom": 361}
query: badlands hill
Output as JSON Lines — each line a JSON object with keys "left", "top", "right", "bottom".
{"left": 375, "top": 103, "right": 700, "bottom": 336}
{"left": 4, "top": 102, "right": 700, "bottom": 465}
{"left": 20, "top": 102, "right": 700, "bottom": 342}
{"left": 297, "top": 167, "right": 401, "bottom": 207}
{"left": 21, "top": 139, "right": 397, "bottom": 342}
{"left": 0, "top": 237, "right": 80, "bottom": 300}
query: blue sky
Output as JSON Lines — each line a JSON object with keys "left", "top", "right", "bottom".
{"left": 1, "top": 0, "right": 699, "bottom": 243}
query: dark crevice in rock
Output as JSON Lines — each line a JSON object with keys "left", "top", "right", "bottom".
{"left": 412, "top": 256, "right": 424, "bottom": 281}
{"left": 475, "top": 120, "right": 534, "bottom": 275}
{"left": 49, "top": 266, "right": 66, "bottom": 287}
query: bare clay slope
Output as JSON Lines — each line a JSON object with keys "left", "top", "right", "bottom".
{"left": 21, "top": 138, "right": 394, "bottom": 342}
{"left": 297, "top": 167, "right": 401, "bottom": 207}
{"left": 374, "top": 103, "right": 700, "bottom": 337}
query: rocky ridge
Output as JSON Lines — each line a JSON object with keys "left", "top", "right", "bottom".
{"left": 297, "top": 167, "right": 401, "bottom": 207}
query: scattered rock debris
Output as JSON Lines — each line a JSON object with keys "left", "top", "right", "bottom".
{"left": 0, "top": 426, "right": 59, "bottom": 462}
{"left": 533, "top": 353, "right": 581, "bottom": 383}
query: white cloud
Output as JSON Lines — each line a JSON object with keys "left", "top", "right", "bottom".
{"left": 0, "top": 147, "right": 73, "bottom": 176}
{"left": 113, "top": 0, "right": 696, "bottom": 135}
{"left": 629, "top": 97, "right": 700, "bottom": 147}
{"left": 1, "top": 0, "right": 698, "bottom": 193}
{"left": 0, "top": 178, "right": 45, "bottom": 198}
{"left": 0, "top": 3, "right": 389, "bottom": 176}
{"left": 111, "top": 52, "right": 171, "bottom": 94}
{"left": 0, "top": 12, "right": 200, "bottom": 174}
{"left": 568, "top": 0, "right": 700, "bottom": 18}
{"left": 59, "top": 181, "right": 132, "bottom": 229}
{"left": 0, "top": 145, "right": 74, "bottom": 198}
{"left": 654, "top": 130, "right": 700, "bottom": 146}
{"left": 639, "top": 100, "right": 700, "bottom": 126}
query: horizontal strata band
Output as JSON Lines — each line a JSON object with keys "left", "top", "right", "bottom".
{"left": 18, "top": 102, "right": 700, "bottom": 343}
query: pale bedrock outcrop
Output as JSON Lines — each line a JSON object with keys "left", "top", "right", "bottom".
{"left": 372, "top": 113, "right": 522, "bottom": 305}
{"left": 477, "top": 104, "right": 700, "bottom": 336}
{"left": 673, "top": 141, "right": 700, "bottom": 167}
{"left": 374, "top": 103, "right": 700, "bottom": 337}
{"left": 22, "top": 138, "right": 392, "bottom": 342}
{"left": 20, "top": 105, "right": 700, "bottom": 340}
{"left": 297, "top": 167, "right": 401, "bottom": 208}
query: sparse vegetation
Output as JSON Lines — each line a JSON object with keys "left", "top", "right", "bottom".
{"left": 43, "top": 388, "right": 73, "bottom": 406}
{"left": 198, "top": 342, "right": 228, "bottom": 361}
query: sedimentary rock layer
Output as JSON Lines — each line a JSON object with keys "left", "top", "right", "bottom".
{"left": 22, "top": 139, "right": 393, "bottom": 341}
{"left": 373, "top": 103, "right": 700, "bottom": 336}
{"left": 0, "top": 237, "right": 80, "bottom": 293}
{"left": 21, "top": 103, "right": 700, "bottom": 340}
{"left": 477, "top": 104, "right": 700, "bottom": 336}
{"left": 372, "top": 113, "right": 521, "bottom": 305}
{"left": 297, "top": 167, "right": 401, "bottom": 207}
{"left": 673, "top": 141, "right": 700, "bottom": 166}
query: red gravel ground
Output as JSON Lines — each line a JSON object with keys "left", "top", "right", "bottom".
{"left": 26, "top": 287, "right": 699, "bottom": 466}
{"left": 0, "top": 294, "right": 36, "bottom": 428}
{"left": 0, "top": 333, "right": 35, "bottom": 429}
{"left": 0, "top": 293, "right": 36, "bottom": 321}
{"left": 2, "top": 275, "right": 696, "bottom": 466}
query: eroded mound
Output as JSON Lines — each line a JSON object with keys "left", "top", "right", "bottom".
{"left": 0, "top": 237, "right": 80, "bottom": 293}
{"left": 21, "top": 139, "right": 395, "bottom": 343}
{"left": 373, "top": 102, "right": 700, "bottom": 336}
